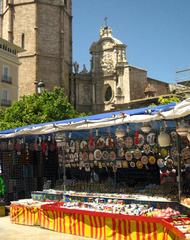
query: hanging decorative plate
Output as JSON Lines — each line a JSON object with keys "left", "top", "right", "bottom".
{"left": 125, "top": 151, "right": 133, "bottom": 161}
{"left": 181, "top": 147, "right": 190, "bottom": 160}
{"left": 152, "top": 145, "right": 159, "bottom": 154}
{"left": 74, "top": 152, "right": 79, "bottom": 161}
{"left": 82, "top": 152, "right": 88, "bottom": 161}
{"left": 143, "top": 144, "right": 151, "bottom": 154}
{"left": 147, "top": 133, "right": 156, "bottom": 146}
{"left": 118, "top": 148, "right": 125, "bottom": 158}
{"left": 117, "top": 138, "right": 125, "bottom": 148}
{"left": 136, "top": 160, "right": 143, "bottom": 169}
{"left": 116, "top": 161, "right": 122, "bottom": 168}
{"left": 96, "top": 137, "right": 105, "bottom": 149}
{"left": 69, "top": 153, "right": 74, "bottom": 162}
{"left": 79, "top": 152, "right": 83, "bottom": 161}
{"left": 94, "top": 149, "right": 102, "bottom": 160}
{"left": 122, "top": 161, "right": 129, "bottom": 168}
{"left": 80, "top": 140, "right": 88, "bottom": 150}
{"left": 65, "top": 142, "right": 70, "bottom": 153}
{"left": 89, "top": 152, "right": 94, "bottom": 161}
{"left": 88, "top": 135, "right": 95, "bottom": 151}
{"left": 105, "top": 136, "right": 115, "bottom": 148}
{"left": 166, "top": 158, "right": 174, "bottom": 168}
{"left": 134, "top": 149, "right": 142, "bottom": 159}
{"left": 137, "top": 134, "right": 145, "bottom": 147}
{"left": 130, "top": 161, "right": 136, "bottom": 168}
{"left": 110, "top": 151, "right": 116, "bottom": 161}
{"left": 125, "top": 136, "right": 133, "bottom": 148}
{"left": 141, "top": 155, "right": 148, "bottom": 165}
{"left": 160, "top": 148, "right": 169, "bottom": 158}
{"left": 170, "top": 147, "right": 179, "bottom": 159}
{"left": 170, "top": 131, "right": 178, "bottom": 142}
{"left": 102, "top": 151, "right": 109, "bottom": 160}
{"left": 157, "top": 158, "right": 164, "bottom": 168}
{"left": 149, "top": 156, "right": 156, "bottom": 165}
{"left": 70, "top": 140, "right": 75, "bottom": 153}
{"left": 75, "top": 140, "right": 80, "bottom": 152}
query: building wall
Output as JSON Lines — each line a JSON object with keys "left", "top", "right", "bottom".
{"left": 147, "top": 78, "right": 169, "bottom": 96}
{"left": 0, "top": 40, "right": 20, "bottom": 107}
{"left": 1, "top": 0, "right": 72, "bottom": 97}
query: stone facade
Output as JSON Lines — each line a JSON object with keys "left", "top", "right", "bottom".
{"left": 0, "top": 37, "right": 23, "bottom": 107}
{"left": 0, "top": 0, "right": 72, "bottom": 97}
{"left": 74, "top": 26, "right": 170, "bottom": 113}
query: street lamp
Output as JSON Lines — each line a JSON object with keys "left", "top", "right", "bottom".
{"left": 37, "top": 80, "right": 45, "bottom": 94}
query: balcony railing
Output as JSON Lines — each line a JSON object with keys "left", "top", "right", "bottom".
{"left": 1, "top": 76, "right": 12, "bottom": 84}
{"left": 0, "top": 99, "right": 12, "bottom": 106}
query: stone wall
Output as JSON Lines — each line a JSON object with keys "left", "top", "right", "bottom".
{"left": 147, "top": 78, "right": 169, "bottom": 96}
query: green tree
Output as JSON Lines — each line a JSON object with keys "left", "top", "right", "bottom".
{"left": 158, "top": 96, "right": 181, "bottom": 105}
{"left": 0, "top": 88, "right": 83, "bottom": 130}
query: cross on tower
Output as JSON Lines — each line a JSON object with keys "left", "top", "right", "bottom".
{"left": 104, "top": 17, "right": 108, "bottom": 27}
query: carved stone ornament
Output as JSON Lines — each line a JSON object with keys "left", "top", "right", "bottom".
{"left": 100, "top": 52, "right": 114, "bottom": 73}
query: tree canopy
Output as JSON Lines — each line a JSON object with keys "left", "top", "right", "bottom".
{"left": 0, "top": 88, "right": 83, "bottom": 131}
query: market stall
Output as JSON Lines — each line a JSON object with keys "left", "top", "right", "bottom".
{"left": 1, "top": 98, "right": 190, "bottom": 239}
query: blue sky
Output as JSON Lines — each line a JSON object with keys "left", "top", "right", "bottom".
{"left": 72, "top": 0, "right": 190, "bottom": 83}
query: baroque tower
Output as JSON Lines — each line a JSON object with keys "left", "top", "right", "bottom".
{"left": 0, "top": 0, "right": 72, "bottom": 97}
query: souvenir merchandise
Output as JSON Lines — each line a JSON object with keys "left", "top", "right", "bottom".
{"left": 125, "top": 151, "right": 133, "bottom": 161}
{"left": 82, "top": 152, "right": 88, "bottom": 161}
{"left": 102, "top": 151, "right": 109, "bottom": 160}
{"left": 118, "top": 148, "right": 125, "bottom": 158}
{"left": 136, "top": 160, "right": 143, "bottom": 169}
{"left": 149, "top": 156, "right": 156, "bottom": 165}
{"left": 88, "top": 135, "right": 95, "bottom": 151}
{"left": 69, "top": 140, "right": 75, "bottom": 153}
{"left": 110, "top": 151, "right": 116, "bottom": 161}
{"left": 105, "top": 135, "right": 115, "bottom": 148}
{"left": 96, "top": 137, "right": 105, "bottom": 149}
{"left": 143, "top": 144, "right": 151, "bottom": 154}
{"left": 80, "top": 140, "right": 88, "bottom": 150}
{"left": 141, "top": 155, "right": 148, "bottom": 165}
{"left": 134, "top": 149, "right": 142, "bottom": 160}
{"left": 89, "top": 152, "right": 94, "bottom": 161}
{"left": 125, "top": 136, "right": 133, "bottom": 148}
{"left": 160, "top": 148, "right": 169, "bottom": 158}
{"left": 147, "top": 133, "right": 156, "bottom": 146}
{"left": 94, "top": 149, "right": 102, "bottom": 161}
{"left": 137, "top": 134, "right": 145, "bottom": 147}
{"left": 157, "top": 158, "right": 165, "bottom": 168}
{"left": 130, "top": 161, "right": 136, "bottom": 168}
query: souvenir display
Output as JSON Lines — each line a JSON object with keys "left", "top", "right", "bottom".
{"left": 136, "top": 160, "right": 143, "bottom": 169}
{"left": 122, "top": 161, "right": 129, "bottom": 168}
{"left": 149, "top": 156, "right": 156, "bottom": 165}
{"left": 110, "top": 151, "right": 116, "bottom": 161}
{"left": 141, "top": 155, "right": 148, "bottom": 165}
{"left": 88, "top": 135, "right": 95, "bottom": 151}
{"left": 143, "top": 144, "right": 151, "bottom": 154}
{"left": 102, "top": 151, "right": 109, "bottom": 160}
{"left": 116, "top": 138, "right": 125, "bottom": 148}
{"left": 130, "top": 161, "right": 136, "bottom": 168}
{"left": 157, "top": 158, "right": 165, "bottom": 168}
{"left": 89, "top": 152, "right": 94, "bottom": 161}
{"left": 147, "top": 133, "right": 156, "bottom": 146}
{"left": 160, "top": 148, "right": 169, "bottom": 158}
{"left": 82, "top": 152, "right": 88, "bottom": 161}
{"left": 118, "top": 148, "right": 125, "bottom": 158}
{"left": 94, "top": 149, "right": 102, "bottom": 160}
{"left": 125, "top": 151, "right": 133, "bottom": 161}
{"left": 69, "top": 140, "right": 75, "bottom": 153}
{"left": 105, "top": 136, "right": 115, "bottom": 148}
{"left": 181, "top": 147, "right": 190, "bottom": 160}
{"left": 137, "top": 134, "right": 145, "bottom": 147}
{"left": 96, "top": 137, "right": 105, "bottom": 149}
{"left": 80, "top": 140, "right": 88, "bottom": 150}
{"left": 125, "top": 136, "right": 133, "bottom": 148}
{"left": 134, "top": 148, "right": 142, "bottom": 159}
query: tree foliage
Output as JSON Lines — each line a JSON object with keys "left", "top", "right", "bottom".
{"left": 0, "top": 88, "right": 83, "bottom": 130}
{"left": 158, "top": 96, "right": 181, "bottom": 105}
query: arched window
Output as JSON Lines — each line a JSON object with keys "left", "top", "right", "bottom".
{"left": 104, "top": 85, "right": 113, "bottom": 102}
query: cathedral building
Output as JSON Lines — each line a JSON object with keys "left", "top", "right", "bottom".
{"left": 0, "top": 0, "right": 72, "bottom": 97}
{"left": 74, "top": 26, "right": 170, "bottom": 113}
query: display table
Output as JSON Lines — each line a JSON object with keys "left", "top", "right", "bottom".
{"left": 40, "top": 203, "right": 186, "bottom": 240}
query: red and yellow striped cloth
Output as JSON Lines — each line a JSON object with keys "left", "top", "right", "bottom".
{"left": 10, "top": 204, "right": 40, "bottom": 226}
{"left": 39, "top": 204, "right": 185, "bottom": 240}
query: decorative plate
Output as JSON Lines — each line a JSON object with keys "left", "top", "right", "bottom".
{"left": 181, "top": 147, "right": 190, "bottom": 160}
{"left": 157, "top": 158, "right": 164, "bottom": 168}
{"left": 170, "top": 147, "right": 179, "bottom": 159}
{"left": 69, "top": 153, "right": 74, "bottom": 162}
{"left": 152, "top": 145, "right": 159, "bottom": 154}
{"left": 137, "top": 134, "right": 145, "bottom": 147}
{"left": 94, "top": 149, "right": 102, "bottom": 160}
{"left": 96, "top": 137, "right": 105, "bottom": 149}
{"left": 116, "top": 161, "right": 122, "bottom": 168}
{"left": 89, "top": 152, "right": 94, "bottom": 161}
{"left": 134, "top": 149, "right": 142, "bottom": 159}
{"left": 147, "top": 133, "right": 156, "bottom": 146}
{"left": 75, "top": 140, "right": 80, "bottom": 152}
{"left": 79, "top": 152, "right": 83, "bottom": 161}
{"left": 125, "top": 151, "right": 133, "bottom": 161}
{"left": 102, "top": 151, "right": 109, "bottom": 160}
{"left": 117, "top": 138, "right": 125, "bottom": 148}
{"left": 118, "top": 148, "right": 125, "bottom": 158}
{"left": 143, "top": 144, "right": 151, "bottom": 154}
{"left": 141, "top": 155, "right": 148, "bottom": 165}
{"left": 136, "top": 160, "right": 143, "bottom": 169}
{"left": 70, "top": 140, "right": 75, "bottom": 153}
{"left": 170, "top": 131, "right": 177, "bottom": 142}
{"left": 122, "top": 161, "right": 129, "bottom": 168}
{"left": 166, "top": 158, "right": 174, "bottom": 168}
{"left": 110, "top": 151, "right": 116, "bottom": 161}
{"left": 160, "top": 148, "right": 168, "bottom": 158}
{"left": 80, "top": 140, "right": 88, "bottom": 150}
{"left": 105, "top": 136, "right": 115, "bottom": 148}
{"left": 88, "top": 135, "right": 95, "bottom": 151}
{"left": 130, "top": 161, "right": 136, "bottom": 168}
{"left": 125, "top": 136, "right": 133, "bottom": 148}
{"left": 74, "top": 152, "right": 79, "bottom": 161}
{"left": 149, "top": 156, "right": 156, "bottom": 165}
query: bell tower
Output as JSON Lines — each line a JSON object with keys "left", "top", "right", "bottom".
{"left": 0, "top": 0, "right": 72, "bottom": 97}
